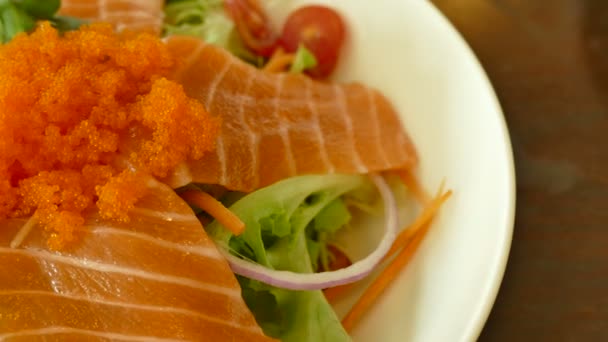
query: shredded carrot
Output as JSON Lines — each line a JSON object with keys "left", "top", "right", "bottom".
{"left": 320, "top": 245, "right": 353, "bottom": 302}
{"left": 323, "top": 282, "right": 354, "bottom": 303}
{"left": 324, "top": 175, "right": 450, "bottom": 304}
{"left": 397, "top": 170, "right": 431, "bottom": 205}
{"left": 341, "top": 222, "right": 429, "bottom": 332}
{"left": 325, "top": 185, "right": 451, "bottom": 305}
{"left": 341, "top": 188, "right": 452, "bottom": 332}
{"left": 263, "top": 47, "right": 295, "bottom": 72}
{"left": 385, "top": 188, "right": 452, "bottom": 260}
{"left": 181, "top": 190, "right": 245, "bottom": 236}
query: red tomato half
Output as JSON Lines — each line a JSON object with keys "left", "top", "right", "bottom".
{"left": 280, "top": 5, "right": 346, "bottom": 78}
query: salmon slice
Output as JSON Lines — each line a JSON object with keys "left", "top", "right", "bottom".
{"left": 165, "top": 36, "right": 418, "bottom": 192}
{"left": 55, "top": 4, "right": 416, "bottom": 193}
{"left": 0, "top": 178, "right": 275, "bottom": 341}
{"left": 59, "top": 0, "right": 164, "bottom": 34}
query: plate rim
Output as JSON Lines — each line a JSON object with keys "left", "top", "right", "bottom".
{"left": 261, "top": 0, "right": 517, "bottom": 339}
{"left": 422, "top": 1, "right": 517, "bottom": 340}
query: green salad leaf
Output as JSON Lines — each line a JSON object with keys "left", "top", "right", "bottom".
{"left": 290, "top": 44, "right": 317, "bottom": 74}
{"left": 163, "top": 0, "right": 263, "bottom": 66}
{"left": 207, "top": 174, "right": 375, "bottom": 342}
{"left": 0, "top": 2, "right": 34, "bottom": 43}
{"left": 310, "top": 198, "right": 350, "bottom": 271}
{"left": 49, "top": 15, "right": 86, "bottom": 32}
{"left": 164, "top": 0, "right": 231, "bottom": 45}
{"left": 12, "top": 0, "right": 59, "bottom": 19}
{"left": 0, "top": 0, "right": 85, "bottom": 43}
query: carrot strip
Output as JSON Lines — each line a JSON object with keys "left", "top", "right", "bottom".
{"left": 341, "top": 222, "right": 429, "bottom": 331}
{"left": 181, "top": 190, "right": 245, "bottom": 236}
{"left": 384, "top": 189, "right": 452, "bottom": 260}
{"left": 341, "top": 222, "right": 430, "bottom": 332}
{"left": 397, "top": 169, "right": 431, "bottom": 205}
{"left": 326, "top": 189, "right": 447, "bottom": 303}
{"left": 263, "top": 48, "right": 295, "bottom": 72}
{"left": 326, "top": 179, "right": 450, "bottom": 304}
{"left": 341, "top": 189, "right": 452, "bottom": 332}
{"left": 324, "top": 283, "right": 354, "bottom": 303}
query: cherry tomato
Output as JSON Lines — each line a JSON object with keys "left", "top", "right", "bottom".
{"left": 224, "top": 0, "right": 278, "bottom": 57}
{"left": 280, "top": 5, "right": 346, "bottom": 78}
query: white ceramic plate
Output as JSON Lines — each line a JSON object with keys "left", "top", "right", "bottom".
{"left": 268, "top": 0, "right": 516, "bottom": 341}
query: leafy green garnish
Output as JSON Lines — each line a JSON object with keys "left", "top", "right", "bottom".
{"left": 0, "top": 0, "right": 85, "bottom": 43}
{"left": 0, "top": 2, "right": 34, "bottom": 43}
{"left": 309, "top": 198, "right": 351, "bottom": 271}
{"left": 164, "top": 0, "right": 230, "bottom": 44}
{"left": 163, "top": 0, "right": 264, "bottom": 66}
{"left": 49, "top": 15, "right": 86, "bottom": 32}
{"left": 207, "top": 174, "right": 373, "bottom": 342}
{"left": 290, "top": 44, "right": 318, "bottom": 74}
{"left": 12, "top": 0, "right": 59, "bottom": 19}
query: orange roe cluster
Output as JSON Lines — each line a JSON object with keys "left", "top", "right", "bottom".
{"left": 0, "top": 22, "right": 220, "bottom": 249}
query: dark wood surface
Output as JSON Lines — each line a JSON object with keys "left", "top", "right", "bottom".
{"left": 430, "top": 0, "right": 608, "bottom": 340}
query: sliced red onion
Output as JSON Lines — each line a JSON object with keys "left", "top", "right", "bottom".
{"left": 220, "top": 174, "right": 398, "bottom": 290}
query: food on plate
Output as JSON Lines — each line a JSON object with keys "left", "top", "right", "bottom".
{"left": 279, "top": 5, "right": 345, "bottom": 78}
{"left": 164, "top": 35, "right": 417, "bottom": 191}
{"left": 59, "top": 0, "right": 164, "bottom": 34}
{"left": 0, "top": 1, "right": 450, "bottom": 341}
{"left": 0, "top": 179, "right": 275, "bottom": 341}
{"left": 0, "top": 21, "right": 220, "bottom": 249}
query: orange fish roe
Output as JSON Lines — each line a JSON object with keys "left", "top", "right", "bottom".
{"left": 0, "top": 22, "right": 220, "bottom": 249}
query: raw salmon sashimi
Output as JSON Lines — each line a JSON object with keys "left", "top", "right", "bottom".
{"left": 165, "top": 36, "right": 418, "bottom": 192}
{"left": 59, "top": 0, "right": 164, "bottom": 34}
{"left": 0, "top": 177, "right": 275, "bottom": 342}
{"left": 54, "top": 3, "right": 418, "bottom": 192}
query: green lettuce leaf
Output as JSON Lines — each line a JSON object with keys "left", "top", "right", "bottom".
{"left": 311, "top": 198, "right": 351, "bottom": 271}
{"left": 0, "top": 0, "right": 85, "bottom": 44}
{"left": 12, "top": 0, "right": 59, "bottom": 19}
{"left": 163, "top": 0, "right": 263, "bottom": 66}
{"left": 207, "top": 174, "right": 372, "bottom": 342}
{"left": 0, "top": 3, "right": 34, "bottom": 43}
{"left": 164, "top": 0, "right": 231, "bottom": 45}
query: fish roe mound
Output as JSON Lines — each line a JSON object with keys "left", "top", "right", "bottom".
{"left": 0, "top": 22, "right": 220, "bottom": 249}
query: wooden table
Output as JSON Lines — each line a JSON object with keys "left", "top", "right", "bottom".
{"left": 430, "top": 0, "right": 608, "bottom": 340}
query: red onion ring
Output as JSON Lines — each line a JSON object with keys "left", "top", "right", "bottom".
{"left": 220, "top": 174, "right": 398, "bottom": 290}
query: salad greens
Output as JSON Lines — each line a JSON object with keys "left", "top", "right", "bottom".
{"left": 11, "top": 0, "right": 59, "bottom": 19}
{"left": 207, "top": 174, "right": 375, "bottom": 342}
{"left": 163, "top": 0, "right": 319, "bottom": 72}
{"left": 0, "top": 1, "right": 360, "bottom": 339}
{"left": 1, "top": 0, "right": 319, "bottom": 73}
{"left": 290, "top": 44, "right": 317, "bottom": 74}
{"left": 0, "top": 1, "right": 34, "bottom": 43}
{"left": 0, "top": 0, "right": 84, "bottom": 43}
{"left": 164, "top": 0, "right": 233, "bottom": 46}
{"left": 163, "top": 0, "right": 264, "bottom": 66}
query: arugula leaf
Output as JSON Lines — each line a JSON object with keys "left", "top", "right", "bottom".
{"left": 207, "top": 174, "right": 371, "bottom": 342}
